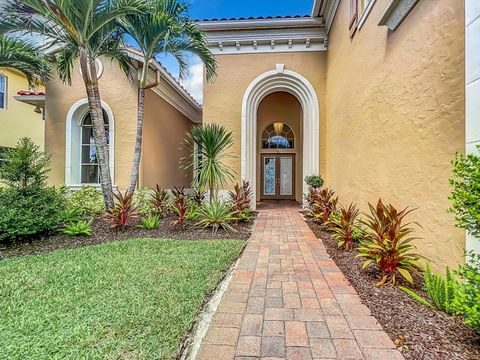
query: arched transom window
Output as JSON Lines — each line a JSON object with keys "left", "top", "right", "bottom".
{"left": 81, "top": 111, "right": 109, "bottom": 184}
{"left": 261, "top": 122, "right": 295, "bottom": 149}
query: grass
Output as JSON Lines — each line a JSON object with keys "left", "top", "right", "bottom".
{"left": 0, "top": 238, "right": 245, "bottom": 360}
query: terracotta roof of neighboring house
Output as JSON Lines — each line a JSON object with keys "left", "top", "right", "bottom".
{"left": 195, "top": 14, "right": 310, "bottom": 22}
{"left": 17, "top": 90, "right": 45, "bottom": 96}
{"left": 125, "top": 45, "right": 201, "bottom": 109}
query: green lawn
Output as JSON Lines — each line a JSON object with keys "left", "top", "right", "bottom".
{"left": 0, "top": 238, "right": 244, "bottom": 360}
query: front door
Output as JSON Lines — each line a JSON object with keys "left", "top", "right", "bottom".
{"left": 261, "top": 154, "right": 295, "bottom": 200}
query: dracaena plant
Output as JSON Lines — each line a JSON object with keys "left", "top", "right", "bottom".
{"left": 309, "top": 188, "right": 338, "bottom": 225}
{"left": 331, "top": 203, "right": 360, "bottom": 250}
{"left": 106, "top": 191, "right": 138, "bottom": 230}
{"left": 228, "top": 181, "right": 253, "bottom": 212}
{"left": 151, "top": 185, "right": 170, "bottom": 216}
{"left": 357, "top": 199, "right": 423, "bottom": 286}
{"left": 171, "top": 191, "right": 188, "bottom": 226}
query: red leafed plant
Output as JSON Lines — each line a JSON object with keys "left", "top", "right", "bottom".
{"left": 151, "top": 184, "right": 170, "bottom": 216}
{"left": 309, "top": 188, "right": 338, "bottom": 224}
{"left": 106, "top": 191, "right": 138, "bottom": 230}
{"left": 331, "top": 202, "right": 360, "bottom": 250}
{"left": 357, "top": 199, "right": 424, "bottom": 286}
{"left": 171, "top": 189, "right": 188, "bottom": 226}
{"left": 228, "top": 181, "right": 253, "bottom": 212}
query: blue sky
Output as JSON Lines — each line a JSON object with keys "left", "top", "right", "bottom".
{"left": 157, "top": 0, "right": 314, "bottom": 103}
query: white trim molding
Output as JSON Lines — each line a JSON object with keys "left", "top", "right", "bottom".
{"left": 378, "top": 0, "right": 419, "bottom": 31}
{"left": 241, "top": 66, "right": 320, "bottom": 209}
{"left": 198, "top": 17, "right": 327, "bottom": 54}
{"left": 65, "top": 98, "right": 115, "bottom": 186}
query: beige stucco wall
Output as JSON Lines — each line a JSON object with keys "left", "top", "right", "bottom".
{"left": 0, "top": 69, "right": 44, "bottom": 149}
{"left": 325, "top": 0, "right": 465, "bottom": 269}
{"left": 256, "top": 92, "right": 303, "bottom": 201}
{"left": 141, "top": 89, "right": 193, "bottom": 188}
{"left": 203, "top": 51, "right": 327, "bottom": 194}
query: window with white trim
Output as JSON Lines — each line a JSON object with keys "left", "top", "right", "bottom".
{"left": 261, "top": 123, "right": 295, "bottom": 149}
{"left": 0, "top": 75, "right": 6, "bottom": 109}
{"left": 80, "top": 111, "right": 109, "bottom": 184}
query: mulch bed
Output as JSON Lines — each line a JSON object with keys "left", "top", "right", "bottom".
{"left": 306, "top": 218, "right": 480, "bottom": 360}
{"left": 0, "top": 215, "right": 255, "bottom": 260}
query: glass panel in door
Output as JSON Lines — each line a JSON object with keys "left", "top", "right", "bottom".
{"left": 280, "top": 156, "right": 293, "bottom": 196}
{"left": 263, "top": 157, "right": 276, "bottom": 195}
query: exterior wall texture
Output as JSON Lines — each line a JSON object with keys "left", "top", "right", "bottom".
{"left": 325, "top": 0, "right": 465, "bottom": 269}
{"left": 141, "top": 89, "right": 193, "bottom": 188}
{"left": 203, "top": 51, "right": 327, "bottom": 191}
{"left": 0, "top": 69, "right": 44, "bottom": 149}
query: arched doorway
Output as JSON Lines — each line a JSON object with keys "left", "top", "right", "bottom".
{"left": 241, "top": 65, "right": 320, "bottom": 208}
{"left": 257, "top": 93, "right": 302, "bottom": 201}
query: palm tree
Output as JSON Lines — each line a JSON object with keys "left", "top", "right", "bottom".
{"left": 0, "top": 0, "right": 143, "bottom": 209}
{"left": 0, "top": 35, "right": 51, "bottom": 85}
{"left": 182, "top": 123, "right": 236, "bottom": 202}
{"left": 119, "top": 0, "right": 217, "bottom": 194}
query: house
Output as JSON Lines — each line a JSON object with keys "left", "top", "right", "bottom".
{"left": 41, "top": 0, "right": 478, "bottom": 269}
{"left": 45, "top": 48, "right": 199, "bottom": 190}
{"left": 0, "top": 68, "right": 45, "bottom": 159}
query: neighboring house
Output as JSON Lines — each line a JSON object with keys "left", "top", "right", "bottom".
{"left": 45, "top": 48, "right": 200, "bottom": 190}
{"left": 0, "top": 68, "right": 45, "bottom": 160}
{"left": 197, "top": 0, "right": 475, "bottom": 269}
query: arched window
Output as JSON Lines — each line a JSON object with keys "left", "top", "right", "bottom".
{"left": 80, "top": 111, "right": 109, "bottom": 184}
{"left": 261, "top": 122, "right": 295, "bottom": 149}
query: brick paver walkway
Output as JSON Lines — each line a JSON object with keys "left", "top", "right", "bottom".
{"left": 196, "top": 203, "right": 404, "bottom": 360}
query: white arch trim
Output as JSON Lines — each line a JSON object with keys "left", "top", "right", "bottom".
{"left": 241, "top": 65, "right": 320, "bottom": 208}
{"left": 65, "top": 98, "right": 115, "bottom": 186}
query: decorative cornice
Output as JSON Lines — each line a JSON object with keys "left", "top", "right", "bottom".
{"left": 197, "top": 17, "right": 327, "bottom": 54}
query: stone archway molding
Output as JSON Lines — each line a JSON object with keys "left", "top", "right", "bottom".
{"left": 241, "top": 64, "right": 320, "bottom": 208}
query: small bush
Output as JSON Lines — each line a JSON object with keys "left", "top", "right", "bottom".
{"left": 424, "top": 263, "right": 457, "bottom": 314}
{"left": 106, "top": 191, "right": 138, "bottom": 230}
{"left": 236, "top": 208, "right": 254, "bottom": 222}
{"left": 451, "top": 252, "right": 480, "bottom": 333}
{"left": 151, "top": 185, "right": 170, "bottom": 217}
{"left": 304, "top": 175, "right": 324, "bottom": 189}
{"left": 137, "top": 214, "right": 161, "bottom": 230}
{"left": 357, "top": 199, "right": 423, "bottom": 286}
{"left": 63, "top": 220, "right": 93, "bottom": 236}
{"left": 134, "top": 187, "right": 154, "bottom": 216}
{"left": 449, "top": 146, "right": 480, "bottom": 236}
{"left": 60, "top": 207, "right": 83, "bottom": 223}
{"left": 0, "top": 187, "right": 66, "bottom": 243}
{"left": 195, "top": 200, "right": 237, "bottom": 235}
{"left": 228, "top": 181, "right": 253, "bottom": 212}
{"left": 308, "top": 188, "right": 338, "bottom": 225}
{"left": 171, "top": 193, "right": 188, "bottom": 226}
{"left": 67, "top": 186, "right": 104, "bottom": 216}
{"left": 331, "top": 203, "right": 360, "bottom": 250}
{"left": 189, "top": 188, "right": 206, "bottom": 206}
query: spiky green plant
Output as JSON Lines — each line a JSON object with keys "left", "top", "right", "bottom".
{"left": 137, "top": 214, "right": 161, "bottom": 229}
{"left": 195, "top": 200, "right": 237, "bottom": 235}
{"left": 331, "top": 202, "right": 360, "bottom": 250}
{"left": 398, "top": 286, "right": 433, "bottom": 308}
{"left": 181, "top": 124, "right": 236, "bottom": 201}
{"left": 424, "top": 263, "right": 457, "bottom": 314}
{"left": 63, "top": 219, "right": 93, "bottom": 236}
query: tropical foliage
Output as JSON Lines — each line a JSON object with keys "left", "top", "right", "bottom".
{"left": 66, "top": 186, "right": 105, "bottom": 216}
{"left": 106, "top": 191, "right": 138, "bottom": 230}
{"left": 138, "top": 214, "right": 161, "bottom": 229}
{"left": 195, "top": 200, "right": 237, "bottom": 235}
{"left": 151, "top": 185, "right": 170, "bottom": 216}
{"left": 182, "top": 124, "right": 236, "bottom": 201}
{"left": 331, "top": 203, "right": 360, "bottom": 250}
{"left": 357, "top": 199, "right": 423, "bottom": 286}
{"left": 308, "top": 188, "right": 338, "bottom": 225}
{"left": 119, "top": 0, "right": 217, "bottom": 193}
{"left": 228, "top": 181, "right": 253, "bottom": 212}
{"left": 304, "top": 174, "right": 324, "bottom": 190}
{"left": 62, "top": 219, "right": 93, "bottom": 236}
{"left": 424, "top": 263, "right": 457, "bottom": 313}
{"left": 449, "top": 145, "right": 480, "bottom": 237}
{"left": 171, "top": 187, "right": 188, "bottom": 226}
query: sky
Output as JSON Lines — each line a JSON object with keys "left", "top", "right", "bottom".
{"left": 157, "top": 0, "right": 314, "bottom": 104}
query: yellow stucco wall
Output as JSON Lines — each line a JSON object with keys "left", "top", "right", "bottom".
{"left": 325, "top": 0, "right": 465, "bottom": 268}
{"left": 203, "top": 51, "right": 327, "bottom": 191}
{"left": 0, "top": 69, "right": 44, "bottom": 149}
{"left": 256, "top": 92, "right": 303, "bottom": 201}
{"left": 141, "top": 89, "right": 193, "bottom": 188}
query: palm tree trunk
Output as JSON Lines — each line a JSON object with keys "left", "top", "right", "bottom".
{"left": 79, "top": 49, "right": 114, "bottom": 209}
{"left": 126, "top": 86, "right": 145, "bottom": 194}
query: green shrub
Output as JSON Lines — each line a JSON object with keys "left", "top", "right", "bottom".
{"left": 134, "top": 187, "right": 154, "bottom": 216}
{"left": 0, "top": 137, "right": 50, "bottom": 191}
{"left": 0, "top": 187, "right": 66, "bottom": 243}
{"left": 398, "top": 286, "right": 434, "bottom": 308}
{"left": 424, "top": 263, "right": 457, "bottom": 314}
{"left": 60, "top": 207, "right": 83, "bottom": 223}
{"left": 63, "top": 220, "right": 93, "bottom": 236}
{"left": 137, "top": 214, "right": 160, "bottom": 230}
{"left": 67, "top": 186, "right": 105, "bottom": 216}
{"left": 195, "top": 200, "right": 237, "bottom": 235}
{"left": 449, "top": 146, "right": 480, "bottom": 236}
{"left": 451, "top": 252, "right": 480, "bottom": 333}
{"left": 236, "top": 208, "right": 254, "bottom": 222}
{"left": 304, "top": 175, "right": 324, "bottom": 189}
